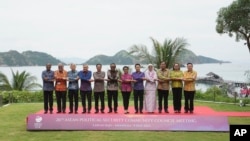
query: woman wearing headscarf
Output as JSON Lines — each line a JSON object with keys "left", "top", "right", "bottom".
{"left": 144, "top": 64, "right": 157, "bottom": 113}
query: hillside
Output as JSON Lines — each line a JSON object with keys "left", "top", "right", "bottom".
{"left": 84, "top": 50, "right": 140, "bottom": 65}
{"left": 84, "top": 50, "right": 230, "bottom": 65}
{"left": 0, "top": 50, "right": 230, "bottom": 66}
{"left": 0, "top": 50, "right": 63, "bottom": 66}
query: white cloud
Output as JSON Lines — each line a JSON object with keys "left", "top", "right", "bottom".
{"left": 0, "top": 0, "right": 249, "bottom": 63}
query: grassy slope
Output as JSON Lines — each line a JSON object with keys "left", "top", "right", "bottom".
{"left": 0, "top": 102, "right": 249, "bottom": 141}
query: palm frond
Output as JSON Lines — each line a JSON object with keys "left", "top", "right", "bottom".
{"left": 128, "top": 44, "right": 154, "bottom": 64}
{"left": 129, "top": 37, "right": 189, "bottom": 69}
{"left": 0, "top": 71, "right": 12, "bottom": 90}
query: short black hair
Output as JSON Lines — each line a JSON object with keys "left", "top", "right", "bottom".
{"left": 96, "top": 63, "right": 102, "bottom": 67}
{"left": 187, "top": 62, "right": 193, "bottom": 66}
{"left": 135, "top": 63, "right": 141, "bottom": 67}
{"left": 123, "top": 66, "right": 129, "bottom": 70}
{"left": 110, "top": 63, "right": 116, "bottom": 66}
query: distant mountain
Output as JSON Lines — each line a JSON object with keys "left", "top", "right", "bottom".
{"left": 0, "top": 50, "right": 63, "bottom": 66}
{"left": 84, "top": 50, "right": 140, "bottom": 65}
{"left": 84, "top": 50, "right": 230, "bottom": 65}
{"left": 0, "top": 50, "right": 230, "bottom": 66}
{"left": 196, "top": 55, "right": 230, "bottom": 64}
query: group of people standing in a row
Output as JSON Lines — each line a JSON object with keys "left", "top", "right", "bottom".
{"left": 42, "top": 61, "right": 197, "bottom": 115}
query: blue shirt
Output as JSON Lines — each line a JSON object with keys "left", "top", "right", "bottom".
{"left": 41, "top": 70, "right": 54, "bottom": 91}
{"left": 78, "top": 70, "right": 92, "bottom": 91}
{"left": 68, "top": 70, "right": 79, "bottom": 90}
{"left": 132, "top": 71, "right": 145, "bottom": 90}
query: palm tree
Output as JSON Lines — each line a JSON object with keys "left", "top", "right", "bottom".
{"left": 0, "top": 70, "right": 41, "bottom": 91}
{"left": 129, "top": 37, "right": 189, "bottom": 68}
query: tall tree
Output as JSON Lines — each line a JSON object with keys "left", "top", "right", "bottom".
{"left": 216, "top": 0, "right": 250, "bottom": 53}
{"left": 129, "top": 37, "right": 189, "bottom": 68}
{"left": 0, "top": 70, "right": 41, "bottom": 91}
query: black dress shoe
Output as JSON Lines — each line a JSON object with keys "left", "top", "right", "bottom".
{"left": 140, "top": 111, "right": 143, "bottom": 114}
{"left": 165, "top": 110, "right": 169, "bottom": 113}
{"left": 108, "top": 111, "right": 112, "bottom": 113}
{"left": 57, "top": 111, "right": 61, "bottom": 113}
{"left": 135, "top": 111, "right": 138, "bottom": 114}
{"left": 44, "top": 111, "right": 48, "bottom": 114}
{"left": 184, "top": 110, "right": 188, "bottom": 113}
{"left": 190, "top": 111, "right": 193, "bottom": 114}
{"left": 95, "top": 111, "right": 99, "bottom": 114}
{"left": 63, "top": 111, "right": 66, "bottom": 113}
{"left": 68, "top": 111, "right": 73, "bottom": 114}
{"left": 82, "top": 111, "right": 86, "bottom": 114}
{"left": 50, "top": 111, "right": 53, "bottom": 114}
{"left": 101, "top": 111, "right": 105, "bottom": 113}
{"left": 75, "top": 111, "right": 78, "bottom": 114}
{"left": 114, "top": 111, "right": 118, "bottom": 113}
{"left": 159, "top": 110, "right": 162, "bottom": 113}
{"left": 88, "top": 111, "right": 91, "bottom": 113}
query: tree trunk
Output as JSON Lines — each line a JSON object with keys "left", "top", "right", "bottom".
{"left": 247, "top": 37, "right": 250, "bottom": 54}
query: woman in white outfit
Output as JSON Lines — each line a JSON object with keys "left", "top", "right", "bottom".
{"left": 144, "top": 64, "right": 157, "bottom": 113}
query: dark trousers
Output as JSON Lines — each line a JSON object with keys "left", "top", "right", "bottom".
{"left": 172, "top": 88, "right": 182, "bottom": 111}
{"left": 94, "top": 91, "right": 105, "bottom": 112}
{"left": 43, "top": 91, "right": 53, "bottom": 112}
{"left": 122, "top": 91, "right": 131, "bottom": 110}
{"left": 157, "top": 89, "right": 169, "bottom": 112}
{"left": 68, "top": 89, "right": 79, "bottom": 112}
{"left": 133, "top": 90, "right": 144, "bottom": 112}
{"left": 55, "top": 91, "right": 66, "bottom": 112}
{"left": 107, "top": 90, "right": 118, "bottom": 112}
{"left": 80, "top": 90, "right": 92, "bottom": 112}
{"left": 184, "top": 91, "right": 195, "bottom": 112}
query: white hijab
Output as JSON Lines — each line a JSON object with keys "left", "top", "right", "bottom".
{"left": 145, "top": 64, "right": 157, "bottom": 82}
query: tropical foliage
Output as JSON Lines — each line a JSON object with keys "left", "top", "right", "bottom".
{"left": 128, "top": 37, "right": 189, "bottom": 68}
{"left": 0, "top": 70, "right": 41, "bottom": 91}
{"left": 216, "top": 0, "right": 250, "bottom": 53}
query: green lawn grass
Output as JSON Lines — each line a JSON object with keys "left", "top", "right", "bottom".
{"left": 0, "top": 102, "right": 250, "bottom": 141}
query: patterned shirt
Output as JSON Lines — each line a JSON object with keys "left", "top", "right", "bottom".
{"left": 132, "top": 71, "right": 145, "bottom": 90}
{"left": 170, "top": 70, "right": 183, "bottom": 88}
{"left": 54, "top": 70, "right": 68, "bottom": 91}
{"left": 41, "top": 70, "right": 54, "bottom": 91}
{"left": 78, "top": 70, "right": 92, "bottom": 91}
{"left": 107, "top": 70, "right": 119, "bottom": 91}
{"left": 93, "top": 71, "right": 105, "bottom": 92}
{"left": 183, "top": 70, "right": 197, "bottom": 91}
{"left": 157, "top": 69, "right": 170, "bottom": 90}
{"left": 67, "top": 70, "right": 79, "bottom": 90}
{"left": 121, "top": 73, "right": 133, "bottom": 92}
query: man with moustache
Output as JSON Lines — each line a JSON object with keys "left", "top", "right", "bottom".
{"left": 107, "top": 63, "right": 119, "bottom": 113}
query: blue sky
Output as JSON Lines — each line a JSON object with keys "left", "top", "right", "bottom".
{"left": 0, "top": 0, "right": 249, "bottom": 63}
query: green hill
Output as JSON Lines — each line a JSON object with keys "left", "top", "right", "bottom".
{"left": 84, "top": 50, "right": 139, "bottom": 65}
{"left": 0, "top": 50, "right": 63, "bottom": 66}
{"left": 84, "top": 50, "right": 230, "bottom": 65}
